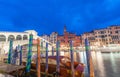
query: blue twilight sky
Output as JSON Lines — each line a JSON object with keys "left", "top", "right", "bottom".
{"left": 0, "top": 0, "right": 120, "bottom": 35}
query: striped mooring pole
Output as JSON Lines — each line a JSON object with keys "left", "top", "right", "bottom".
{"left": 41, "top": 40, "right": 43, "bottom": 55}
{"left": 85, "top": 38, "right": 94, "bottom": 77}
{"left": 56, "top": 41, "right": 60, "bottom": 77}
{"left": 70, "top": 40, "right": 75, "bottom": 77}
{"left": 8, "top": 40, "right": 13, "bottom": 64}
{"left": 19, "top": 46, "right": 22, "bottom": 65}
{"left": 85, "top": 38, "right": 90, "bottom": 77}
{"left": 52, "top": 46, "right": 54, "bottom": 56}
{"left": 45, "top": 42, "right": 48, "bottom": 76}
{"left": 26, "top": 34, "right": 33, "bottom": 73}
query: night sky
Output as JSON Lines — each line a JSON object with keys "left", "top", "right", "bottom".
{"left": 0, "top": 0, "right": 120, "bottom": 35}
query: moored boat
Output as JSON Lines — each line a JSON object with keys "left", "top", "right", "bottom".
{"left": 23, "top": 56, "right": 85, "bottom": 77}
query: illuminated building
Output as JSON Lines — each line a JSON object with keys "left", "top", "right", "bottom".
{"left": 57, "top": 26, "right": 81, "bottom": 49}
{"left": 81, "top": 25, "right": 120, "bottom": 46}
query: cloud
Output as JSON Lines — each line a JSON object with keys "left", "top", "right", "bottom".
{"left": 0, "top": 0, "right": 120, "bottom": 35}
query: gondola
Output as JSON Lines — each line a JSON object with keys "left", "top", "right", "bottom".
{"left": 23, "top": 56, "right": 85, "bottom": 77}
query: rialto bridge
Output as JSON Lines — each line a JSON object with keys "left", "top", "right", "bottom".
{"left": 0, "top": 30, "right": 52, "bottom": 55}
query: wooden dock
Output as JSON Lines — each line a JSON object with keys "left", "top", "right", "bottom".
{"left": 0, "top": 73, "right": 14, "bottom": 77}
{"left": 0, "top": 62, "right": 25, "bottom": 76}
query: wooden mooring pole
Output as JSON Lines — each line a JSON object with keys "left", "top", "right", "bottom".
{"left": 85, "top": 38, "right": 94, "bottom": 77}
{"left": 37, "top": 38, "right": 41, "bottom": 77}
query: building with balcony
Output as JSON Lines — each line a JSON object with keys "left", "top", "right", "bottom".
{"left": 81, "top": 25, "right": 120, "bottom": 47}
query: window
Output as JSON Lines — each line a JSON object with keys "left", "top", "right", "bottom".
{"left": 101, "top": 31, "right": 104, "bottom": 34}
{"left": 8, "top": 35, "right": 15, "bottom": 41}
{"left": 101, "top": 35, "right": 105, "bottom": 38}
{"left": 23, "top": 35, "right": 28, "bottom": 40}
{"left": 60, "top": 40, "right": 65, "bottom": 42}
{"left": 16, "top": 35, "right": 22, "bottom": 40}
{"left": 106, "top": 39, "right": 107, "bottom": 41}
{"left": 110, "top": 31, "right": 112, "bottom": 34}
{"left": 115, "top": 31, "right": 118, "bottom": 33}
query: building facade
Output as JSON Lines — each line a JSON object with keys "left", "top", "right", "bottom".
{"left": 108, "top": 26, "right": 120, "bottom": 44}
{"left": 81, "top": 25, "right": 120, "bottom": 46}
{"left": 57, "top": 26, "right": 81, "bottom": 49}
{"left": 41, "top": 34, "right": 50, "bottom": 42}
{"left": 50, "top": 32, "right": 58, "bottom": 44}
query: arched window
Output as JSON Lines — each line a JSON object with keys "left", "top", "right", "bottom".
{"left": 23, "top": 35, "right": 28, "bottom": 40}
{"left": 0, "top": 35, "right": 6, "bottom": 41}
{"left": 8, "top": 35, "right": 15, "bottom": 41}
{"left": 16, "top": 35, "right": 22, "bottom": 40}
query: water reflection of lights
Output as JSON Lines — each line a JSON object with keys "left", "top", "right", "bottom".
{"left": 78, "top": 51, "right": 120, "bottom": 77}
{"left": 80, "top": 51, "right": 104, "bottom": 76}
{"left": 110, "top": 53, "right": 117, "bottom": 73}
{"left": 79, "top": 51, "right": 88, "bottom": 76}
{"left": 95, "top": 51, "right": 106, "bottom": 77}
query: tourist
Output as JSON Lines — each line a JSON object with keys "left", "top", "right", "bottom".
{"left": 12, "top": 49, "right": 18, "bottom": 64}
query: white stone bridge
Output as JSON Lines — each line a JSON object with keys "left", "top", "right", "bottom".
{"left": 0, "top": 30, "right": 52, "bottom": 55}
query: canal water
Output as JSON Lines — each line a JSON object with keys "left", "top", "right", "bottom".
{"left": 78, "top": 51, "right": 120, "bottom": 77}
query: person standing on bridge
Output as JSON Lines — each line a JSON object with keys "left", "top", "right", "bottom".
{"left": 12, "top": 48, "right": 18, "bottom": 65}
